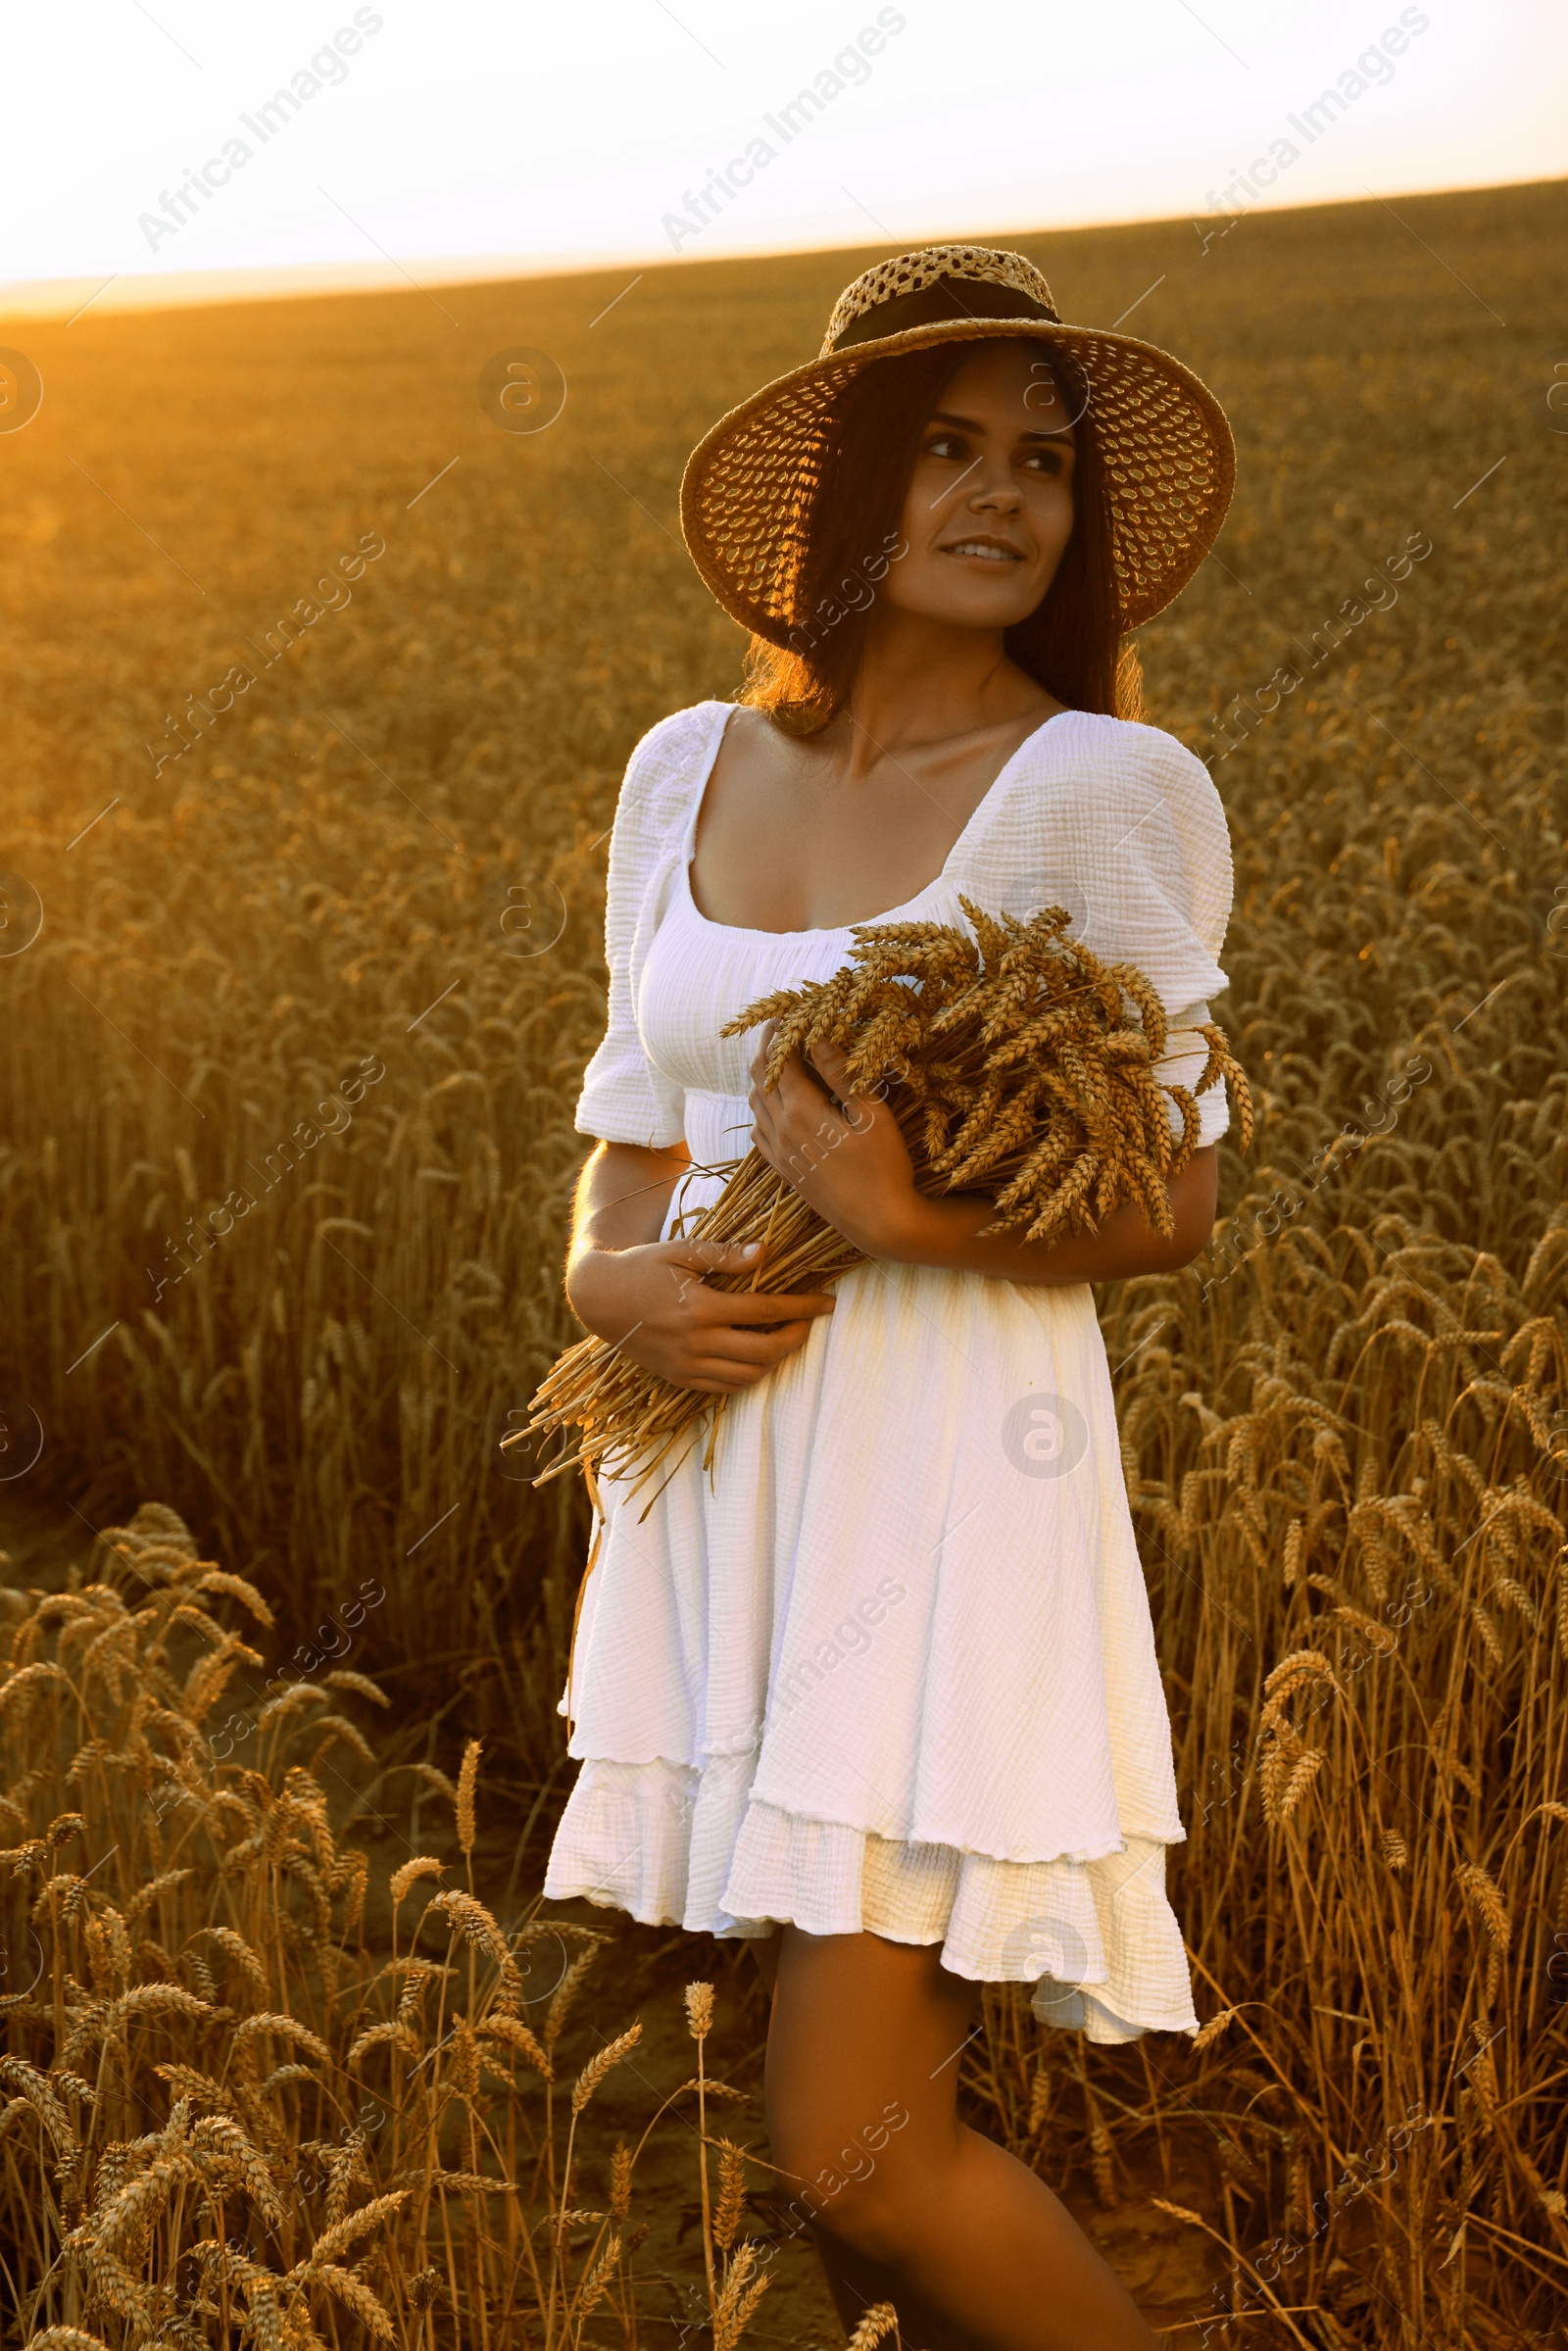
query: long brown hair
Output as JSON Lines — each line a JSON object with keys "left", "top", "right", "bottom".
{"left": 738, "top": 335, "right": 1144, "bottom": 735}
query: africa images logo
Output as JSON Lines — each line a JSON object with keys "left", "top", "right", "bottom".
{"left": 1002, "top": 1393, "right": 1089, "bottom": 1480}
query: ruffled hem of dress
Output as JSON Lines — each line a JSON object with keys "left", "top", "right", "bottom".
{"left": 542, "top": 1753, "right": 1198, "bottom": 2046}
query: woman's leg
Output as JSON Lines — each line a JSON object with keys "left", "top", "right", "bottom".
{"left": 762, "top": 1926, "right": 1159, "bottom": 2351}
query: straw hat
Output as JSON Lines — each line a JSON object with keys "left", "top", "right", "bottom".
{"left": 679, "top": 243, "right": 1235, "bottom": 643}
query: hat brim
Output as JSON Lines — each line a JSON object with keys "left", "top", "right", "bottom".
{"left": 678, "top": 315, "right": 1235, "bottom": 642}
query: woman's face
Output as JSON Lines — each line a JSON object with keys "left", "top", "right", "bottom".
{"left": 880, "top": 340, "right": 1078, "bottom": 632}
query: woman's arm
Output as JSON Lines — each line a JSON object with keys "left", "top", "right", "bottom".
{"left": 566, "top": 1137, "right": 691, "bottom": 1262}
{"left": 564, "top": 1140, "right": 839, "bottom": 1392}
{"left": 747, "top": 1040, "right": 1218, "bottom": 1288}
{"left": 864, "top": 1150, "right": 1217, "bottom": 1283}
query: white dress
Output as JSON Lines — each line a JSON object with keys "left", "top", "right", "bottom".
{"left": 542, "top": 700, "right": 1234, "bottom": 2043}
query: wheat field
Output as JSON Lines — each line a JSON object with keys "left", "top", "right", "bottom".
{"left": 1, "top": 178, "right": 1566, "bottom": 2346}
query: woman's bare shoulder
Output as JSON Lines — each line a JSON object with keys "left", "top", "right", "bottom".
{"left": 703, "top": 707, "right": 844, "bottom": 831}
{"left": 708, "top": 703, "right": 817, "bottom": 784}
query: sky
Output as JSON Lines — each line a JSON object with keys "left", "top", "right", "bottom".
{"left": 3, "top": 0, "right": 1566, "bottom": 315}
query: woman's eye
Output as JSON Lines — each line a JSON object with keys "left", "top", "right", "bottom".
{"left": 925, "top": 434, "right": 966, "bottom": 461}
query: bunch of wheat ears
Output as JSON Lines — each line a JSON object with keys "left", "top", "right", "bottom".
{"left": 524, "top": 898, "right": 1252, "bottom": 1493}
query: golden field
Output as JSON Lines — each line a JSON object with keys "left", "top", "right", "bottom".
{"left": 1, "top": 177, "right": 1566, "bottom": 2346}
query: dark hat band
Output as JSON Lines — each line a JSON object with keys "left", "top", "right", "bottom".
{"left": 828, "top": 272, "right": 1061, "bottom": 354}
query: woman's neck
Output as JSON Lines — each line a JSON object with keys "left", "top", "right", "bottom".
{"left": 837, "top": 610, "right": 1059, "bottom": 778}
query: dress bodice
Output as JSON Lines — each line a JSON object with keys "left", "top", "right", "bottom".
{"left": 573, "top": 698, "right": 1234, "bottom": 1160}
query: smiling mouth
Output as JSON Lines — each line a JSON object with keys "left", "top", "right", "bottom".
{"left": 942, "top": 538, "right": 1026, "bottom": 563}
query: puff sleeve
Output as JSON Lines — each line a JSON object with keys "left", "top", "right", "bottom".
{"left": 960, "top": 712, "right": 1237, "bottom": 1147}
{"left": 1076, "top": 721, "right": 1235, "bottom": 1149}
{"left": 572, "top": 710, "right": 706, "bottom": 1150}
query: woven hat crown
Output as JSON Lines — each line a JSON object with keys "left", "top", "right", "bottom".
{"left": 821, "top": 245, "right": 1059, "bottom": 357}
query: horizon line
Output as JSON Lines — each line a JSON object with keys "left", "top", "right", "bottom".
{"left": 2, "top": 167, "right": 1559, "bottom": 327}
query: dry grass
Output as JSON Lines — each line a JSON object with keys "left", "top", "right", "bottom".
{"left": 2, "top": 177, "right": 1567, "bottom": 2343}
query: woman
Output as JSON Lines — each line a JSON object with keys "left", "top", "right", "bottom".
{"left": 543, "top": 246, "right": 1238, "bottom": 2349}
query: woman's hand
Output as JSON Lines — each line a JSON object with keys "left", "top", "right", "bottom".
{"left": 747, "top": 1043, "right": 1222, "bottom": 1286}
{"left": 566, "top": 1233, "right": 837, "bottom": 1395}
{"left": 747, "top": 1031, "right": 922, "bottom": 1257}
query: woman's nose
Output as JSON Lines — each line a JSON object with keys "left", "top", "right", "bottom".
{"left": 969, "top": 469, "right": 1022, "bottom": 512}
